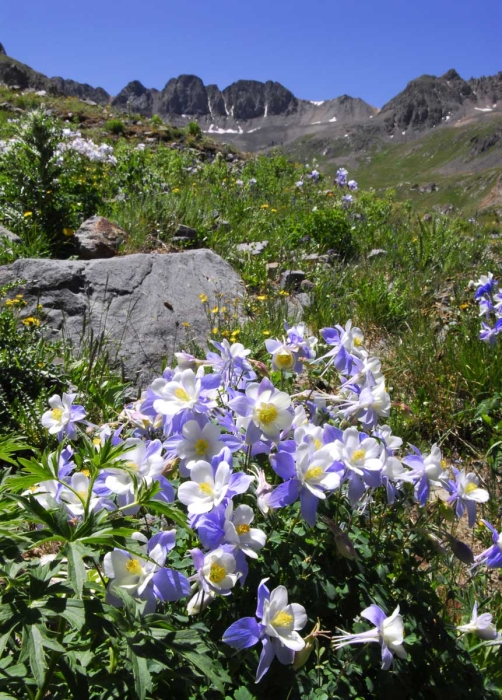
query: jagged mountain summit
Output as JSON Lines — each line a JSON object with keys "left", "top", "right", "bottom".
{"left": 0, "top": 42, "right": 500, "bottom": 152}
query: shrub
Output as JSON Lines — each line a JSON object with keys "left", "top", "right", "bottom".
{"left": 187, "top": 121, "right": 202, "bottom": 138}
{"left": 105, "top": 118, "right": 126, "bottom": 135}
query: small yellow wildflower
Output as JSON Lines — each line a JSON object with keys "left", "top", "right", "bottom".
{"left": 256, "top": 295, "right": 268, "bottom": 301}
{"left": 199, "top": 293, "right": 208, "bottom": 303}
{"left": 220, "top": 306, "right": 227, "bottom": 313}
{"left": 4, "top": 299, "right": 15, "bottom": 306}
{"left": 181, "top": 322, "right": 191, "bottom": 328}
{"left": 278, "top": 290, "right": 289, "bottom": 297}
{"left": 263, "top": 330, "right": 271, "bottom": 336}
{"left": 63, "top": 228, "right": 74, "bottom": 237}
{"left": 271, "top": 208, "right": 277, "bottom": 213}
{"left": 211, "top": 306, "right": 219, "bottom": 314}
{"left": 459, "top": 303, "right": 469, "bottom": 310}
{"left": 260, "top": 204, "right": 269, "bottom": 209}
{"left": 221, "top": 330, "right": 229, "bottom": 337}
{"left": 23, "top": 211, "right": 33, "bottom": 218}
{"left": 173, "top": 188, "right": 180, "bottom": 193}
{"left": 22, "top": 317, "right": 40, "bottom": 327}
{"left": 212, "top": 327, "right": 218, "bottom": 334}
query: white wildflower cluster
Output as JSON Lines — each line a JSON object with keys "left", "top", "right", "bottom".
{"left": 56, "top": 128, "right": 117, "bottom": 164}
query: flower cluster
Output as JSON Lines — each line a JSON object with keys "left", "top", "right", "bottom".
{"left": 29, "top": 308, "right": 498, "bottom": 681}
{"left": 56, "top": 129, "right": 117, "bottom": 164}
{"left": 470, "top": 272, "right": 502, "bottom": 346}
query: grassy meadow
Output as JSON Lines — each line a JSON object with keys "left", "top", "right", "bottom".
{"left": 0, "top": 99, "right": 501, "bottom": 699}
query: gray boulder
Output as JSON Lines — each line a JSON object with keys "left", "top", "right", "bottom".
{"left": 0, "top": 224, "right": 21, "bottom": 245}
{"left": 75, "top": 216, "right": 127, "bottom": 259}
{"left": 0, "top": 251, "right": 245, "bottom": 388}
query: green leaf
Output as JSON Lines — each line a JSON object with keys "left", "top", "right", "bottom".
{"left": 129, "top": 651, "right": 152, "bottom": 700}
{"left": 182, "top": 650, "right": 230, "bottom": 693}
{"left": 145, "top": 499, "right": 188, "bottom": 529}
{"left": 66, "top": 541, "right": 86, "bottom": 598}
{"left": 27, "top": 625, "right": 46, "bottom": 688}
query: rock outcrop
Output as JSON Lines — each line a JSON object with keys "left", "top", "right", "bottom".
{"left": 0, "top": 251, "right": 245, "bottom": 388}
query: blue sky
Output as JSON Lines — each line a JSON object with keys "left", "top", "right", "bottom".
{"left": 2, "top": 0, "right": 500, "bottom": 107}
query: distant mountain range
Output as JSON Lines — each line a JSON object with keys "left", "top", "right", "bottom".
{"left": 1, "top": 41, "right": 501, "bottom": 215}
{"left": 1, "top": 41, "right": 500, "bottom": 152}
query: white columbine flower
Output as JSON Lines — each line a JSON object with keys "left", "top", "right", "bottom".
{"left": 261, "top": 585, "right": 308, "bottom": 651}
{"left": 223, "top": 502, "right": 266, "bottom": 558}
{"left": 177, "top": 460, "right": 230, "bottom": 514}
{"left": 176, "top": 420, "right": 225, "bottom": 466}
{"left": 457, "top": 602, "right": 498, "bottom": 640}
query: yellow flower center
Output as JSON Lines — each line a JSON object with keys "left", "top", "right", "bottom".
{"left": 199, "top": 482, "right": 214, "bottom": 496}
{"left": 257, "top": 403, "right": 278, "bottom": 425}
{"left": 126, "top": 461, "right": 139, "bottom": 472}
{"left": 314, "top": 439, "right": 323, "bottom": 451}
{"left": 81, "top": 468, "right": 90, "bottom": 477}
{"left": 236, "top": 523, "right": 251, "bottom": 535}
{"left": 51, "top": 408, "right": 64, "bottom": 421}
{"left": 194, "top": 438, "right": 210, "bottom": 456}
{"left": 272, "top": 611, "right": 294, "bottom": 627}
{"left": 125, "top": 559, "right": 143, "bottom": 575}
{"left": 351, "top": 449, "right": 366, "bottom": 463}
{"left": 175, "top": 387, "right": 191, "bottom": 402}
{"left": 441, "top": 459, "right": 447, "bottom": 470}
{"left": 305, "top": 466, "right": 323, "bottom": 481}
{"left": 465, "top": 482, "right": 478, "bottom": 494}
{"left": 92, "top": 437, "right": 101, "bottom": 447}
{"left": 209, "top": 563, "right": 227, "bottom": 583}
{"left": 276, "top": 350, "right": 295, "bottom": 370}
{"left": 354, "top": 337, "right": 363, "bottom": 347}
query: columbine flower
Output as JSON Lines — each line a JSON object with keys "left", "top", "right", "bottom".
{"left": 335, "top": 168, "right": 348, "bottom": 186}
{"left": 103, "top": 531, "right": 190, "bottom": 614}
{"left": 41, "top": 393, "right": 87, "bottom": 440}
{"left": 229, "top": 378, "right": 293, "bottom": 444}
{"left": 60, "top": 472, "right": 114, "bottom": 517}
{"left": 269, "top": 442, "right": 342, "bottom": 525}
{"left": 152, "top": 368, "right": 219, "bottom": 419}
{"left": 265, "top": 339, "right": 302, "bottom": 373}
{"left": 174, "top": 418, "right": 225, "bottom": 475}
{"left": 332, "top": 604, "right": 407, "bottom": 670}
{"left": 223, "top": 579, "right": 307, "bottom": 682}
{"left": 474, "top": 520, "right": 502, "bottom": 568}
{"left": 401, "top": 443, "right": 445, "bottom": 507}
{"left": 177, "top": 453, "right": 253, "bottom": 515}
{"left": 445, "top": 469, "right": 490, "bottom": 527}
{"left": 457, "top": 602, "right": 498, "bottom": 640}
{"left": 331, "top": 427, "right": 384, "bottom": 505}
{"left": 187, "top": 546, "right": 241, "bottom": 614}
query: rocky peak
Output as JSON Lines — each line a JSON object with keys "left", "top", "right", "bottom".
{"left": 158, "top": 74, "right": 209, "bottom": 115}
{"left": 0, "top": 43, "right": 6, "bottom": 56}
{"left": 221, "top": 79, "right": 296, "bottom": 119}
{"left": 112, "top": 80, "right": 155, "bottom": 114}
{"left": 379, "top": 70, "right": 474, "bottom": 132}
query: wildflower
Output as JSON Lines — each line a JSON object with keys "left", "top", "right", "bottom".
{"left": 104, "top": 531, "right": 190, "bottom": 614}
{"left": 199, "top": 293, "right": 208, "bottom": 303}
{"left": 23, "top": 211, "right": 33, "bottom": 217}
{"left": 256, "top": 295, "right": 268, "bottom": 301}
{"left": 347, "top": 179, "right": 358, "bottom": 191}
{"left": 473, "top": 520, "right": 502, "bottom": 568}
{"left": 187, "top": 546, "right": 241, "bottom": 614}
{"left": 41, "top": 393, "right": 87, "bottom": 441}
{"left": 177, "top": 453, "right": 253, "bottom": 515}
{"left": 151, "top": 368, "right": 219, "bottom": 419}
{"left": 457, "top": 602, "right": 498, "bottom": 640}
{"left": 63, "top": 228, "right": 74, "bottom": 236}
{"left": 60, "top": 472, "right": 114, "bottom": 517}
{"left": 174, "top": 418, "right": 225, "bottom": 473}
{"left": 445, "top": 469, "right": 489, "bottom": 527}
{"left": 229, "top": 378, "right": 293, "bottom": 443}
{"left": 223, "top": 579, "right": 307, "bottom": 682}
{"left": 22, "top": 317, "right": 40, "bottom": 327}
{"left": 401, "top": 443, "right": 445, "bottom": 507}
{"left": 332, "top": 604, "right": 407, "bottom": 670}
{"left": 269, "top": 442, "right": 342, "bottom": 525}
{"left": 335, "top": 168, "right": 348, "bottom": 186}
{"left": 260, "top": 204, "right": 269, "bottom": 209}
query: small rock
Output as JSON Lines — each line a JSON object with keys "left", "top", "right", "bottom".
{"left": 215, "top": 219, "right": 231, "bottom": 231}
{"left": 280, "top": 270, "right": 306, "bottom": 291}
{"left": 422, "top": 213, "right": 433, "bottom": 222}
{"left": 295, "top": 292, "right": 311, "bottom": 308}
{"left": 75, "top": 216, "right": 127, "bottom": 260}
{"left": 266, "top": 262, "right": 280, "bottom": 279}
{"left": 367, "top": 249, "right": 388, "bottom": 259}
{"left": 0, "top": 224, "right": 21, "bottom": 245}
{"left": 236, "top": 240, "right": 268, "bottom": 255}
{"left": 300, "top": 279, "right": 315, "bottom": 291}
{"left": 175, "top": 224, "right": 198, "bottom": 240}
